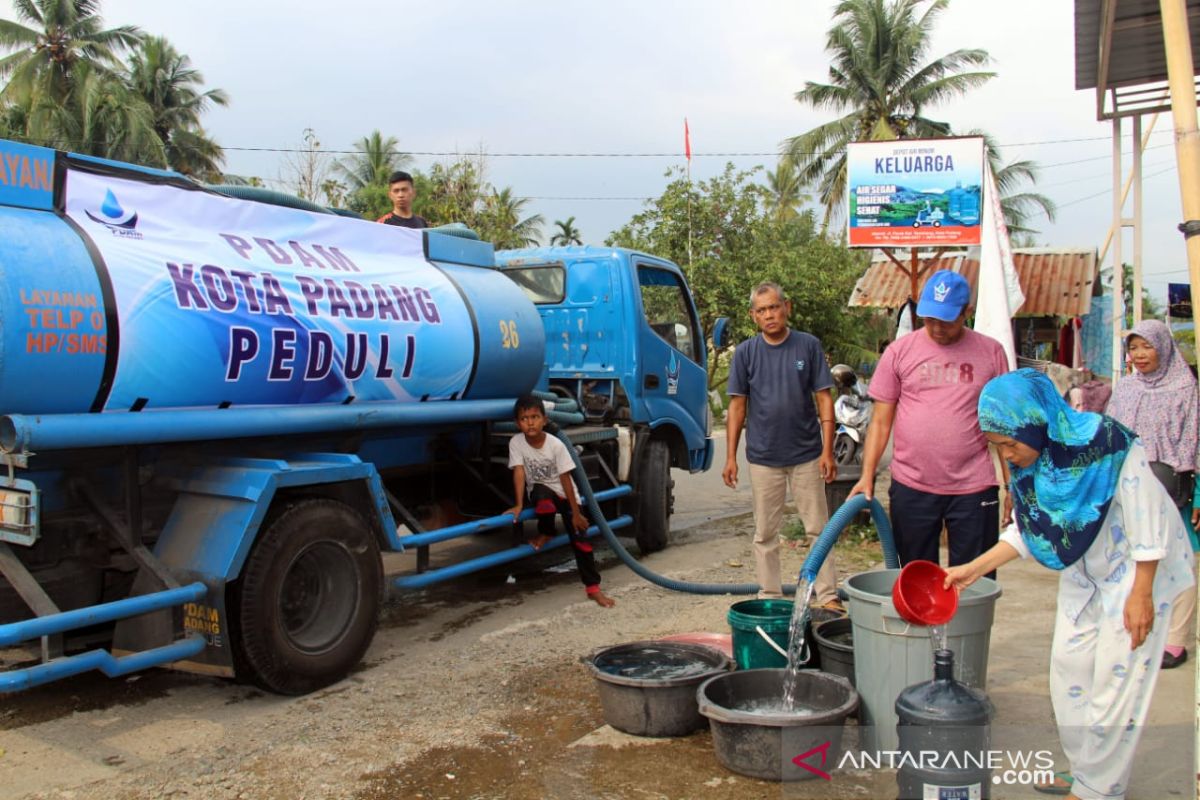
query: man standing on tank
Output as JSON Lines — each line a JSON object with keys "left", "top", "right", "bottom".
{"left": 849, "top": 270, "right": 1010, "bottom": 575}
{"left": 723, "top": 282, "right": 842, "bottom": 608}
{"left": 376, "top": 171, "right": 429, "bottom": 229}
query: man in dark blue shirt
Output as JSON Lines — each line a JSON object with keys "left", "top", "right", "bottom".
{"left": 723, "top": 282, "right": 840, "bottom": 606}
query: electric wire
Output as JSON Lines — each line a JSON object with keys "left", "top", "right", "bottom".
{"left": 1, "top": 131, "right": 1176, "bottom": 163}
{"left": 1056, "top": 165, "right": 1179, "bottom": 210}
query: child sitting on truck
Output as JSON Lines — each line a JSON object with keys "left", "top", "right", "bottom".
{"left": 505, "top": 394, "right": 615, "bottom": 608}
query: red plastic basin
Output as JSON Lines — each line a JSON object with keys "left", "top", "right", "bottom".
{"left": 892, "top": 560, "right": 958, "bottom": 626}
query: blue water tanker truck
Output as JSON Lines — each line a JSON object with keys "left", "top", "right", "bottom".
{"left": 0, "top": 138, "right": 714, "bottom": 695}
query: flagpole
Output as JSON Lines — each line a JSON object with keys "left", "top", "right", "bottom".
{"left": 685, "top": 118, "right": 693, "bottom": 271}
{"left": 687, "top": 163, "right": 693, "bottom": 271}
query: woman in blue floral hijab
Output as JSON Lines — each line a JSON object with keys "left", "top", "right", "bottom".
{"left": 945, "top": 369, "right": 1194, "bottom": 800}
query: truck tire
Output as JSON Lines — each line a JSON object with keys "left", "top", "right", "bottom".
{"left": 233, "top": 499, "right": 381, "bottom": 695}
{"left": 634, "top": 439, "right": 674, "bottom": 554}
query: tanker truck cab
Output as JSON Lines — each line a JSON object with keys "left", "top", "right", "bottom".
{"left": 495, "top": 247, "right": 713, "bottom": 553}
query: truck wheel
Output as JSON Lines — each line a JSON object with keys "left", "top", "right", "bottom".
{"left": 233, "top": 499, "right": 381, "bottom": 695}
{"left": 634, "top": 439, "right": 673, "bottom": 554}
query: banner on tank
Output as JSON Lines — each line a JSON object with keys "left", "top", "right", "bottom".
{"left": 64, "top": 169, "right": 473, "bottom": 411}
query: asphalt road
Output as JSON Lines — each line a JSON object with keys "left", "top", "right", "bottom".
{"left": 669, "top": 433, "right": 753, "bottom": 531}
{"left": 670, "top": 432, "right": 877, "bottom": 532}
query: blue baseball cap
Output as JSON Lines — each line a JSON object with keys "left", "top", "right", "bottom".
{"left": 916, "top": 270, "right": 971, "bottom": 322}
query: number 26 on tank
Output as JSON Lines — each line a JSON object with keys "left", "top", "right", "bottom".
{"left": 499, "top": 320, "right": 520, "bottom": 349}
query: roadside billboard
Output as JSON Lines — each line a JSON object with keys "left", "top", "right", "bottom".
{"left": 847, "top": 137, "right": 985, "bottom": 248}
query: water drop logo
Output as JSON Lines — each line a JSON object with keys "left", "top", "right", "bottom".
{"left": 933, "top": 280, "right": 950, "bottom": 302}
{"left": 665, "top": 352, "right": 680, "bottom": 396}
{"left": 85, "top": 189, "right": 142, "bottom": 237}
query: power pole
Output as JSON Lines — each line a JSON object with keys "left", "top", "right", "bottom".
{"left": 1160, "top": 0, "right": 1200, "bottom": 331}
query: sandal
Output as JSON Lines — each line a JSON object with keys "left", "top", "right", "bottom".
{"left": 814, "top": 599, "right": 846, "bottom": 614}
{"left": 1032, "top": 771, "right": 1073, "bottom": 796}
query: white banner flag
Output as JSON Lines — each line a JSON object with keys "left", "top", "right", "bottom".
{"left": 972, "top": 160, "right": 1024, "bottom": 369}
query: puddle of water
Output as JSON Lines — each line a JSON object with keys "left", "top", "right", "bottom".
{"left": 353, "top": 658, "right": 882, "bottom": 800}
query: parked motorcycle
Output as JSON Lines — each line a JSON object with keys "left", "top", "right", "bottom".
{"left": 831, "top": 364, "right": 872, "bottom": 466}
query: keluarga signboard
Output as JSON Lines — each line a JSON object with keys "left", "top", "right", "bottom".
{"left": 847, "top": 137, "right": 985, "bottom": 248}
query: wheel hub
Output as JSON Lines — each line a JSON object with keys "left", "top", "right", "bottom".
{"left": 279, "top": 542, "right": 358, "bottom": 653}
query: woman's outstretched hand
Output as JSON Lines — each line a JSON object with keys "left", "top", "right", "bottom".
{"left": 943, "top": 562, "right": 981, "bottom": 592}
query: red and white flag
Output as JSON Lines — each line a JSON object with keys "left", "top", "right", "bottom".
{"left": 684, "top": 118, "right": 692, "bottom": 162}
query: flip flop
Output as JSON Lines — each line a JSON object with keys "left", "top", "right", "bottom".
{"left": 1032, "top": 771, "right": 1073, "bottom": 796}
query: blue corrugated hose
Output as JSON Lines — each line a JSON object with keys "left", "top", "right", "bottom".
{"left": 555, "top": 426, "right": 899, "bottom": 596}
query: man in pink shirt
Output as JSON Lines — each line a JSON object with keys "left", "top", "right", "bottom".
{"left": 849, "top": 271, "right": 1010, "bottom": 575}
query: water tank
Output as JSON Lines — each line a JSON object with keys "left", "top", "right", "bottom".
{"left": 0, "top": 164, "right": 544, "bottom": 415}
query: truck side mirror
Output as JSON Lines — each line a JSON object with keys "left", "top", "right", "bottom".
{"left": 711, "top": 317, "right": 731, "bottom": 351}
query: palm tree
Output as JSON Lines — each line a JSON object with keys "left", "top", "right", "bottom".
{"left": 0, "top": 0, "right": 142, "bottom": 104}
{"left": 981, "top": 135, "right": 1057, "bottom": 236}
{"left": 762, "top": 157, "right": 810, "bottom": 223}
{"left": 123, "top": 35, "right": 227, "bottom": 178}
{"left": 0, "top": 82, "right": 34, "bottom": 140}
{"left": 25, "top": 59, "right": 162, "bottom": 162}
{"left": 549, "top": 216, "right": 583, "bottom": 245}
{"left": 784, "top": 0, "right": 994, "bottom": 228}
{"left": 486, "top": 187, "right": 543, "bottom": 248}
{"left": 336, "top": 130, "right": 413, "bottom": 194}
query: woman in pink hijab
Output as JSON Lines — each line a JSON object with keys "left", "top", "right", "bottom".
{"left": 1107, "top": 319, "right": 1199, "bottom": 669}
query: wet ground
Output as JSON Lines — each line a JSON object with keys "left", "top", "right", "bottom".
{"left": 353, "top": 660, "right": 892, "bottom": 800}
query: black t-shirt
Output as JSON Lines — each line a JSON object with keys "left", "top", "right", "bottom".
{"left": 377, "top": 213, "right": 429, "bottom": 229}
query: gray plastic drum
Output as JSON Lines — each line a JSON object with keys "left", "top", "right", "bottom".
{"left": 844, "top": 568, "right": 1001, "bottom": 753}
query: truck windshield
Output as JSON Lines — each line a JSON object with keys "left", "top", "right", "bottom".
{"left": 638, "top": 266, "right": 699, "bottom": 363}
{"left": 501, "top": 265, "right": 565, "bottom": 304}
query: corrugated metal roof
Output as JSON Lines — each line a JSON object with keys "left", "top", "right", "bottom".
{"left": 1074, "top": 0, "right": 1200, "bottom": 118}
{"left": 847, "top": 248, "right": 1098, "bottom": 317}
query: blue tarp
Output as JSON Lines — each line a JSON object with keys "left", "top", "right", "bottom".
{"left": 1080, "top": 295, "right": 1114, "bottom": 377}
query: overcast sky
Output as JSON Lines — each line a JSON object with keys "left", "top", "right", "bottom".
{"left": 24, "top": 0, "right": 1192, "bottom": 303}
